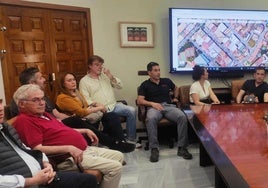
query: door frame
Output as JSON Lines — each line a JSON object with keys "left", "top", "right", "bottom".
{"left": 0, "top": 0, "right": 93, "bottom": 104}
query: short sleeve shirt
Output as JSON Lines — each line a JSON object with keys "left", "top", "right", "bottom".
{"left": 138, "top": 78, "right": 175, "bottom": 103}
{"left": 241, "top": 79, "right": 268, "bottom": 103}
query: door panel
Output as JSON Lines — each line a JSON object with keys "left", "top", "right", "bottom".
{"left": 2, "top": 6, "right": 52, "bottom": 102}
{"left": 0, "top": 4, "right": 92, "bottom": 103}
{"left": 49, "top": 10, "right": 89, "bottom": 82}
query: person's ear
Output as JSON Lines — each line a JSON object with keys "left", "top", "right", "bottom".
{"left": 29, "top": 80, "right": 35, "bottom": 84}
{"left": 18, "top": 100, "right": 26, "bottom": 109}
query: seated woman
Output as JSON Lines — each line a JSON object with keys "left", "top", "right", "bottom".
{"left": 56, "top": 73, "right": 135, "bottom": 152}
{"left": 189, "top": 65, "right": 220, "bottom": 105}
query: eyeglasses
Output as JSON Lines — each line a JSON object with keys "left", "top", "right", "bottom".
{"left": 23, "top": 97, "right": 46, "bottom": 103}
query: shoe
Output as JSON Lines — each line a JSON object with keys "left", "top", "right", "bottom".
{"left": 135, "top": 142, "right": 142, "bottom": 149}
{"left": 177, "top": 147, "right": 193, "bottom": 160}
{"left": 150, "top": 148, "right": 159, "bottom": 162}
{"left": 125, "top": 139, "right": 142, "bottom": 149}
{"left": 110, "top": 141, "right": 135, "bottom": 153}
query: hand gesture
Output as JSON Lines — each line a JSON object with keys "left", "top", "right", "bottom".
{"left": 212, "top": 100, "right": 220, "bottom": 104}
{"left": 43, "top": 161, "right": 55, "bottom": 183}
{"left": 103, "top": 67, "right": 113, "bottom": 78}
{"left": 151, "top": 102, "right": 164, "bottom": 111}
{"left": 85, "top": 129, "right": 99, "bottom": 145}
{"left": 31, "top": 166, "right": 56, "bottom": 185}
{"left": 68, "top": 146, "right": 84, "bottom": 164}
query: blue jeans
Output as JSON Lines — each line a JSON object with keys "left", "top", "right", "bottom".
{"left": 113, "top": 102, "right": 137, "bottom": 141}
{"left": 146, "top": 103, "right": 188, "bottom": 149}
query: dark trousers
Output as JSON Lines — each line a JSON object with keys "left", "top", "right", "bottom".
{"left": 62, "top": 116, "right": 122, "bottom": 147}
{"left": 43, "top": 171, "right": 97, "bottom": 188}
{"left": 101, "top": 112, "right": 125, "bottom": 141}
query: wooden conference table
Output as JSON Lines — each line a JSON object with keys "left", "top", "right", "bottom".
{"left": 187, "top": 103, "right": 268, "bottom": 188}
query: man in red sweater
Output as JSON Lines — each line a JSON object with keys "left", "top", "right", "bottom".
{"left": 13, "top": 84, "right": 124, "bottom": 188}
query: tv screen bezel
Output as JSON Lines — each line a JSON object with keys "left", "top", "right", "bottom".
{"left": 169, "top": 8, "right": 268, "bottom": 77}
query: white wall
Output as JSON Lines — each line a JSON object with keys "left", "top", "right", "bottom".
{"left": 1, "top": 0, "right": 266, "bottom": 107}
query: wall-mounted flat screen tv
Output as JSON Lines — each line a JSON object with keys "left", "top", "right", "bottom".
{"left": 169, "top": 8, "right": 268, "bottom": 77}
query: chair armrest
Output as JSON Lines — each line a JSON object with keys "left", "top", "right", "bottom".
{"left": 136, "top": 100, "right": 146, "bottom": 122}
{"left": 6, "top": 116, "right": 17, "bottom": 126}
{"left": 47, "top": 153, "right": 71, "bottom": 169}
{"left": 117, "top": 100, "right": 127, "bottom": 105}
{"left": 48, "top": 153, "right": 103, "bottom": 183}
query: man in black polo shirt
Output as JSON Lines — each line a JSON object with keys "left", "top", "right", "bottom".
{"left": 137, "top": 62, "right": 192, "bottom": 162}
{"left": 236, "top": 67, "right": 268, "bottom": 103}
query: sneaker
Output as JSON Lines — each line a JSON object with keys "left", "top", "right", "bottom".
{"left": 125, "top": 139, "right": 142, "bottom": 149}
{"left": 150, "top": 148, "right": 159, "bottom": 162}
{"left": 177, "top": 147, "right": 193, "bottom": 160}
{"left": 135, "top": 142, "right": 142, "bottom": 149}
{"left": 110, "top": 141, "right": 135, "bottom": 153}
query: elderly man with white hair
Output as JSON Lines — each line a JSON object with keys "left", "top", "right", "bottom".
{"left": 13, "top": 84, "right": 124, "bottom": 188}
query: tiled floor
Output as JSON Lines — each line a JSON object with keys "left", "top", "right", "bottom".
{"left": 119, "top": 143, "right": 215, "bottom": 188}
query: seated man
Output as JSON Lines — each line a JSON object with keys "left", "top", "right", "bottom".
{"left": 0, "top": 99, "right": 97, "bottom": 188}
{"left": 137, "top": 62, "right": 192, "bottom": 162}
{"left": 12, "top": 84, "right": 124, "bottom": 188}
{"left": 9, "top": 67, "right": 134, "bottom": 153}
{"left": 79, "top": 55, "right": 140, "bottom": 147}
{"left": 236, "top": 67, "right": 268, "bottom": 103}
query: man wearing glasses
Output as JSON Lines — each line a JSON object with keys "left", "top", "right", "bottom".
{"left": 12, "top": 84, "right": 124, "bottom": 188}
{"left": 79, "top": 55, "right": 140, "bottom": 148}
{"left": 9, "top": 67, "right": 135, "bottom": 153}
{"left": 0, "top": 99, "right": 98, "bottom": 188}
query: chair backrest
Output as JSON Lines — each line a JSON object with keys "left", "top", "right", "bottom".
{"left": 231, "top": 80, "right": 245, "bottom": 101}
{"left": 178, "top": 85, "right": 191, "bottom": 109}
{"left": 4, "top": 105, "right": 12, "bottom": 121}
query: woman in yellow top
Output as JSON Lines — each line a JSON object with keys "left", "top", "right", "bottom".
{"left": 56, "top": 73, "right": 134, "bottom": 150}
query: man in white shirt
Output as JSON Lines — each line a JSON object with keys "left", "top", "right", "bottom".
{"left": 79, "top": 55, "right": 140, "bottom": 147}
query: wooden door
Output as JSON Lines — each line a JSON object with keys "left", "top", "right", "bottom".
{"left": 49, "top": 10, "right": 90, "bottom": 82}
{"left": 1, "top": 5, "right": 53, "bottom": 102}
{"left": 0, "top": 2, "right": 92, "bottom": 103}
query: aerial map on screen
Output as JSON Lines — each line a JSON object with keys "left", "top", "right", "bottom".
{"left": 170, "top": 9, "right": 268, "bottom": 72}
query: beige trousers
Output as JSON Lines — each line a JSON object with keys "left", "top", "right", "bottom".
{"left": 57, "top": 146, "right": 124, "bottom": 188}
